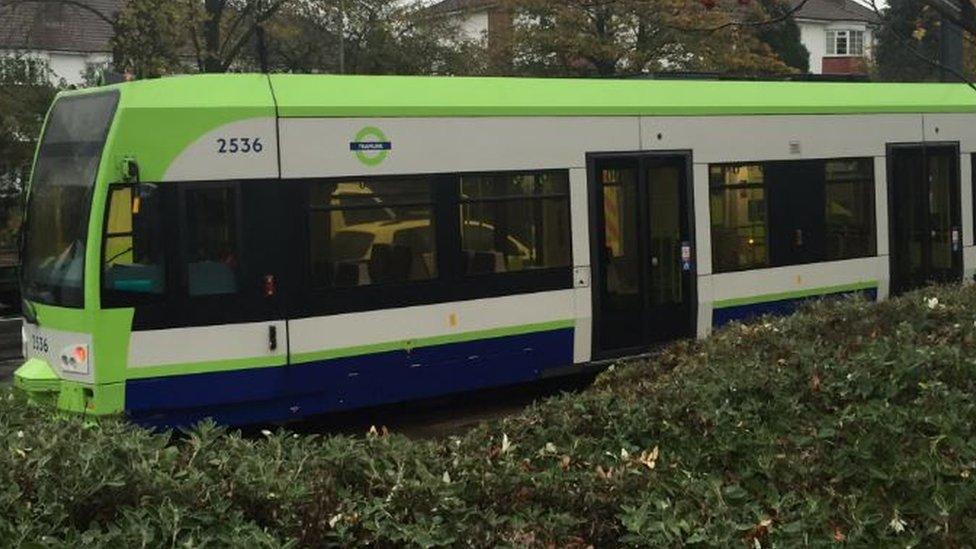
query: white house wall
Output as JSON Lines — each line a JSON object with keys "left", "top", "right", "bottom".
{"left": 458, "top": 11, "right": 490, "bottom": 42}
{"left": 0, "top": 49, "right": 111, "bottom": 86}
{"left": 797, "top": 19, "right": 874, "bottom": 74}
{"left": 799, "top": 21, "right": 828, "bottom": 74}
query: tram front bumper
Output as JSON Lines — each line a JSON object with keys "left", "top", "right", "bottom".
{"left": 13, "top": 359, "right": 124, "bottom": 416}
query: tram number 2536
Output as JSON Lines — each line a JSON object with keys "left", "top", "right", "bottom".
{"left": 217, "top": 137, "right": 264, "bottom": 154}
{"left": 30, "top": 334, "right": 49, "bottom": 354}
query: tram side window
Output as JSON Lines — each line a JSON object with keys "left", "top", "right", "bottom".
{"left": 710, "top": 158, "right": 877, "bottom": 273}
{"left": 102, "top": 184, "right": 165, "bottom": 296}
{"left": 308, "top": 178, "right": 436, "bottom": 288}
{"left": 709, "top": 164, "right": 768, "bottom": 272}
{"left": 825, "top": 159, "right": 876, "bottom": 260}
{"left": 183, "top": 186, "right": 240, "bottom": 297}
{"left": 458, "top": 172, "right": 572, "bottom": 275}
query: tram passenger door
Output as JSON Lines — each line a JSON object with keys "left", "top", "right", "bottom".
{"left": 591, "top": 154, "right": 695, "bottom": 358}
{"left": 889, "top": 145, "right": 962, "bottom": 295}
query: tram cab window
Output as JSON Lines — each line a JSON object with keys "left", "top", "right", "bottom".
{"left": 102, "top": 184, "right": 165, "bottom": 297}
{"left": 183, "top": 186, "right": 241, "bottom": 296}
{"left": 308, "top": 178, "right": 436, "bottom": 288}
{"left": 458, "top": 172, "right": 571, "bottom": 275}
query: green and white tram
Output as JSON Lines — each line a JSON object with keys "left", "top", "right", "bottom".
{"left": 14, "top": 74, "right": 976, "bottom": 426}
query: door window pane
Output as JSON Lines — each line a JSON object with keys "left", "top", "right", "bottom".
{"left": 309, "top": 178, "right": 436, "bottom": 288}
{"left": 184, "top": 186, "right": 240, "bottom": 296}
{"left": 458, "top": 172, "right": 571, "bottom": 275}
{"left": 648, "top": 165, "right": 683, "bottom": 304}
{"left": 602, "top": 167, "right": 640, "bottom": 297}
{"left": 929, "top": 153, "right": 955, "bottom": 271}
{"left": 825, "top": 159, "right": 876, "bottom": 260}
{"left": 102, "top": 184, "right": 165, "bottom": 296}
{"left": 709, "top": 164, "right": 768, "bottom": 272}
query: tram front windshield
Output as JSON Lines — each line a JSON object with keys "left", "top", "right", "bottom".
{"left": 21, "top": 91, "right": 119, "bottom": 308}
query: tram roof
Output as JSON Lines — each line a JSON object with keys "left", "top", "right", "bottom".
{"left": 74, "top": 73, "right": 976, "bottom": 117}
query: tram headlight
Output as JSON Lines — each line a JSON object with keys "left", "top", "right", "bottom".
{"left": 59, "top": 344, "right": 90, "bottom": 375}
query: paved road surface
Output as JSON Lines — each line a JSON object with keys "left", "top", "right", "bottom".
{"left": 0, "top": 317, "right": 20, "bottom": 383}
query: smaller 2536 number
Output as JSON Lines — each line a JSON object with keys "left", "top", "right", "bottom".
{"left": 30, "top": 334, "right": 49, "bottom": 353}
{"left": 217, "top": 137, "right": 264, "bottom": 154}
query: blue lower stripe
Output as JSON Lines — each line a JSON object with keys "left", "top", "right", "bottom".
{"left": 126, "top": 328, "right": 574, "bottom": 427}
{"left": 712, "top": 288, "right": 878, "bottom": 327}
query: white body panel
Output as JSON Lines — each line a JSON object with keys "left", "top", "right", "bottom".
{"left": 639, "top": 114, "right": 922, "bottom": 162}
{"left": 23, "top": 323, "right": 94, "bottom": 383}
{"left": 128, "top": 321, "right": 286, "bottom": 369}
{"left": 278, "top": 117, "right": 640, "bottom": 178}
{"left": 288, "top": 291, "right": 575, "bottom": 358}
{"left": 163, "top": 117, "right": 280, "bottom": 182}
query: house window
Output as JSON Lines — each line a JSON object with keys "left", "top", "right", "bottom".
{"left": 826, "top": 30, "right": 865, "bottom": 56}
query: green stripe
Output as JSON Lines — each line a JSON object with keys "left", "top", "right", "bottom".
{"left": 124, "top": 320, "right": 575, "bottom": 379}
{"left": 126, "top": 355, "right": 288, "bottom": 380}
{"left": 268, "top": 75, "right": 976, "bottom": 118}
{"left": 714, "top": 281, "right": 879, "bottom": 309}
{"left": 291, "top": 320, "right": 575, "bottom": 365}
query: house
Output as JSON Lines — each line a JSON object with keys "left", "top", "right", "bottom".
{"left": 431, "top": 0, "right": 879, "bottom": 76}
{"left": 429, "top": 0, "right": 506, "bottom": 46}
{"left": 792, "top": 0, "right": 879, "bottom": 75}
{"left": 0, "top": 0, "right": 124, "bottom": 85}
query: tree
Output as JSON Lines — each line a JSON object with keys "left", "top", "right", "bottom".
{"left": 503, "top": 0, "right": 793, "bottom": 77}
{"left": 0, "top": 0, "right": 292, "bottom": 74}
{"left": 0, "top": 56, "right": 56, "bottom": 246}
{"left": 111, "top": 0, "right": 193, "bottom": 78}
{"left": 264, "top": 0, "right": 484, "bottom": 75}
{"left": 874, "top": 0, "right": 944, "bottom": 81}
{"left": 190, "top": 0, "right": 292, "bottom": 72}
{"left": 753, "top": 0, "right": 809, "bottom": 72}
{"left": 917, "top": 0, "right": 975, "bottom": 37}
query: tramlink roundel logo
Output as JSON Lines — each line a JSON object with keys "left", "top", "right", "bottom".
{"left": 350, "top": 126, "right": 392, "bottom": 167}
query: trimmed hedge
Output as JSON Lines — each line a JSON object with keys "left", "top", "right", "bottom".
{"left": 5, "top": 285, "right": 976, "bottom": 546}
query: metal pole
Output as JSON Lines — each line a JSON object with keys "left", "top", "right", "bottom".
{"left": 939, "top": 13, "right": 964, "bottom": 82}
{"left": 339, "top": 0, "right": 346, "bottom": 74}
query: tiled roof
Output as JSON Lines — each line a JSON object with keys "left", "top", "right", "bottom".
{"left": 0, "top": 0, "right": 124, "bottom": 53}
{"left": 792, "top": 0, "right": 880, "bottom": 23}
{"left": 431, "top": 0, "right": 879, "bottom": 24}
{"left": 427, "top": 0, "right": 499, "bottom": 14}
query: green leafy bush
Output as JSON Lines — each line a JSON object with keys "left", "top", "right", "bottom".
{"left": 5, "top": 285, "right": 976, "bottom": 546}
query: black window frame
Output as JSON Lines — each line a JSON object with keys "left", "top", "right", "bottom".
{"left": 304, "top": 173, "right": 442, "bottom": 294}
{"left": 292, "top": 169, "right": 574, "bottom": 318}
{"left": 457, "top": 170, "right": 573, "bottom": 278}
{"left": 101, "top": 180, "right": 286, "bottom": 331}
{"left": 176, "top": 181, "right": 248, "bottom": 300}
{"left": 708, "top": 163, "right": 769, "bottom": 273}
{"left": 708, "top": 156, "right": 877, "bottom": 274}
